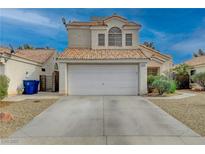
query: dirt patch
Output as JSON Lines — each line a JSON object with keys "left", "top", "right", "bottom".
{"left": 0, "top": 101, "right": 11, "bottom": 108}
{"left": 149, "top": 92, "right": 205, "bottom": 136}
{"left": 0, "top": 99, "right": 58, "bottom": 138}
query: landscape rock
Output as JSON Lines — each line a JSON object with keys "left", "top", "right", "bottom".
{"left": 0, "top": 112, "right": 14, "bottom": 122}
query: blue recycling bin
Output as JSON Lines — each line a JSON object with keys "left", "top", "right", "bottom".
{"left": 23, "top": 80, "right": 35, "bottom": 94}
{"left": 34, "top": 80, "right": 39, "bottom": 94}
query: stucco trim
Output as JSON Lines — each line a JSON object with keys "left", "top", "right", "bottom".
{"left": 188, "top": 64, "right": 205, "bottom": 69}
{"left": 0, "top": 54, "right": 42, "bottom": 67}
{"left": 57, "top": 59, "right": 149, "bottom": 64}
{"left": 151, "top": 57, "right": 165, "bottom": 63}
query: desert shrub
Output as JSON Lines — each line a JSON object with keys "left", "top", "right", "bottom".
{"left": 147, "top": 75, "right": 162, "bottom": 93}
{"left": 168, "top": 80, "right": 177, "bottom": 93}
{"left": 152, "top": 78, "right": 171, "bottom": 95}
{"left": 147, "top": 75, "right": 155, "bottom": 93}
{"left": 0, "top": 75, "right": 10, "bottom": 100}
{"left": 191, "top": 72, "right": 205, "bottom": 89}
{"left": 147, "top": 75, "right": 156, "bottom": 85}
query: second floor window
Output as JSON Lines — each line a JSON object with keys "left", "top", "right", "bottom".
{"left": 108, "top": 27, "right": 122, "bottom": 46}
{"left": 126, "top": 34, "right": 132, "bottom": 46}
{"left": 98, "top": 34, "right": 105, "bottom": 46}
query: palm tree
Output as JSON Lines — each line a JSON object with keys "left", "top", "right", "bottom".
{"left": 193, "top": 49, "right": 205, "bottom": 57}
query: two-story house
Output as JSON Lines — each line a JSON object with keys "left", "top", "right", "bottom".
{"left": 58, "top": 14, "right": 172, "bottom": 95}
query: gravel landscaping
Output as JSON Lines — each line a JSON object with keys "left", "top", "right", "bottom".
{"left": 0, "top": 99, "right": 58, "bottom": 138}
{"left": 149, "top": 91, "right": 205, "bottom": 136}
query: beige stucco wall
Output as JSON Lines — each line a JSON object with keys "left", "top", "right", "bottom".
{"left": 147, "top": 58, "right": 172, "bottom": 76}
{"left": 139, "top": 63, "right": 147, "bottom": 95}
{"left": 59, "top": 62, "right": 68, "bottom": 95}
{"left": 3, "top": 56, "right": 41, "bottom": 94}
{"left": 0, "top": 64, "right": 4, "bottom": 74}
{"left": 189, "top": 64, "right": 205, "bottom": 74}
{"left": 68, "top": 19, "right": 139, "bottom": 49}
{"left": 41, "top": 52, "right": 58, "bottom": 76}
{"left": 92, "top": 19, "right": 139, "bottom": 49}
{"left": 68, "top": 27, "right": 91, "bottom": 48}
{"left": 160, "top": 60, "right": 173, "bottom": 75}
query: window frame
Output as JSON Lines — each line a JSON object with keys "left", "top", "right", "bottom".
{"left": 147, "top": 68, "right": 159, "bottom": 76}
{"left": 126, "top": 33, "right": 132, "bottom": 46}
{"left": 98, "top": 33, "right": 105, "bottom": 46}
{"left": 108, "top": 27, "right": 122, "bottom": 47}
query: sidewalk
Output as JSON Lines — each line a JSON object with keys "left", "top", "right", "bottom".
{"left": 3, "top": 92, "right": 62, "bottom": 102}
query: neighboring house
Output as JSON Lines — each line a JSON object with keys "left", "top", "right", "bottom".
{"left": 58, "top": 14, "right": 172, "bottom": 96}
{"left": 0, "top": 47, "right": 58, "bottom": 94}
{"left": 185, "top": 56, "right": 205, "bottom": 76}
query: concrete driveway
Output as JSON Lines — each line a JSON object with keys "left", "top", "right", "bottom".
{"left": 5, "top": 96, "right": 205, "bottom": 144}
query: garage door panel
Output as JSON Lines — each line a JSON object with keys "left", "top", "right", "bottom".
{"left": 0, "top": 64, "right": 5, "bottom": 75}
{"left": 68, "top": 65, "right": 138, "bottom": 95}
{"left": 70, "top": 88, "right": 137, "bottom": 95}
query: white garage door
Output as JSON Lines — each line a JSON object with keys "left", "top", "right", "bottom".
{"left": 68, "top": 65, "right": 138, "bottom": 95}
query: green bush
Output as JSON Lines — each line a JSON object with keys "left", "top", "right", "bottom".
{"left": 168, "top": 80, "right": 177, "bottom": 93}
{"left": 152, "top": 78, "right": 171, "bottom": 95}
{"left": 147, "top": 75, "right": 155, "bottom": 92}
{"left": 0, "top": 75, "right": 10, "bottom": 100}
{"left": 147, "top": 75, "right": 156, "bottom": 86}
{"left": 191, "top": 72, "right": 205, "bottom": 89}
{"left": 147, "top": 75, "right": 160, "bottom": 93}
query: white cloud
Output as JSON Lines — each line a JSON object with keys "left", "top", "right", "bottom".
{"left": 171, "top": 28, "right": 205, "bottom": 53}
{"left": 0, "top": 9, "right": 59, "bottom": 28}
{"left": 147, "top": 28, "right": 167, "bottom": 40}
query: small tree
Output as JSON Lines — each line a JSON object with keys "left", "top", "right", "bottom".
{"left": 143, "top": 41, "right": 155, "bottom": 49}
{"left": 172, "top": 64, "right": 190, "bottom": 89}
{"left": 0, "top": 75, "right": 10, "bottom": 100}
{"left": 168, "top": 80, "right": 177, "bottom": 93}
{"left": 191, "top": 72, "right": 205, "bottom": 89}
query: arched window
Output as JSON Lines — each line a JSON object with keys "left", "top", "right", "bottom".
{"left": 108, "top": 27, "right": 122, "bottom": 46}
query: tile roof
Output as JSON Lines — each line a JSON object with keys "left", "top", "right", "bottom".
{"left": 58, "top": 48, "right": 148, "bottom": 60}
{"left": 68, "top": 15, "right": 141, "bottom": 27}
{"left": 185, "top": 56, "right": 205, "bottom": 66}
{"left": 0, "top": 47, "right": 11, "bottom": 54}
{"left": 68, "top": 21, "right": 106, "bottom": 26}
{"left": 14, "top": 49, "right": 55, "bottom": 63}
{"left": 139, "top": 45, "right": 172, "bottom": 61}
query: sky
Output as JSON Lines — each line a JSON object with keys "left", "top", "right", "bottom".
{"left": 0, "top": 8, "right": 205, "bottom": 64}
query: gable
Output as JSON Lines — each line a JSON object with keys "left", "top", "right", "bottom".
{"left": 104, "top": 15, "right": 128, "bottom": 23}
{"left": 147, "top": 60, "right": 162, "bottom": 68}
{"left": 105, "top": 18, "right": 127, "bottom": 29}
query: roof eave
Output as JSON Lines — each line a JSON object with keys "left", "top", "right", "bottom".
{"left": 57, "top": 58, "right": 149, "bottom": 63}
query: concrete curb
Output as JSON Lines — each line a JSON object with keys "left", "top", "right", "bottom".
{"left": 144, "top": 92, "right": 196, "bottom": 100}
